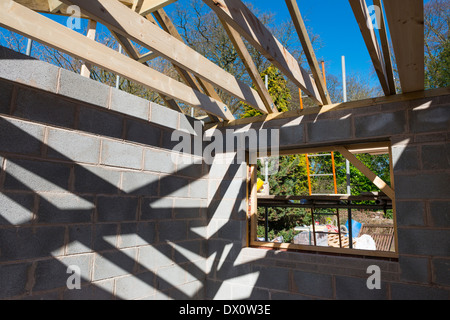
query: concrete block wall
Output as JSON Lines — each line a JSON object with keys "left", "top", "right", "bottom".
{"left": 0, "top": 45, "right": 449, "bottom": 300}
{"left": 205, "top": 92, "right": 450, "bottom": 300}
{"left": 0, "top": 47, "right": 207, "bottom": 300}
{"left": 205, "top": 152, "right": 248, "bottom": 299}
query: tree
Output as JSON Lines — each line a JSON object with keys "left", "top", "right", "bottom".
{"left": 333, "top": 152, "right": 391, "bottom": 196}
{"left": 325, "top": 72, "right": 382, "bottom": 103}
{"left": 426, "top": 38, "right": 450, "bottom": 88}
{"left": 241, "top": 65, "right": 291, "bottom": 118}
{"left": 1, "top": 0, "right": 323, "bottom": 117}
{"left": 256, "top": 154, "right": 311, "bottom": 242}
{"left": 172, "top": 0, "right": 318, "bottom": 116}
{"left": 244, "top": 65, "right": 309, "bottom": 242}
{"left": 424, "top": 0, "right": 450, "bottom": 88}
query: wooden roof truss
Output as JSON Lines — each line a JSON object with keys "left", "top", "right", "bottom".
{"left": 0, "top": 0, "right": 426, "bottom": 124}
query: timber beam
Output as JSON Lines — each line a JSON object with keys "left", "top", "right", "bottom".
{"left": 202, "top": 0, "right": 324, "bottom": 106}
{"left": 383, "top": 0, "right": 424, "bottom": 93}
{"left": 0, "top": 0, "right": 233, "bottom": 119}
{"left": 61, "top": 0, "right": 267, "bottom": 114}
{"left": 285, "top": 0, "right": 331, "bottom": 104}
{"left": 349, "top": 0, "right": 395, "bottom": 96}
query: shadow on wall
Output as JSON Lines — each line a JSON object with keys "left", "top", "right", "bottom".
{"left": 2, "top": 45, "right": 449, "bottom": 300}
{"left": 0, "top": 114, "right": 256, "bottom": 300}
{"left": 0, "top": 45, "right": 260, "bottom": 300}
{"left": 0, "top": 100, "right": 440, "bottom": 300}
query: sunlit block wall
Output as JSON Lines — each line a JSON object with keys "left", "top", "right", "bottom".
{"left": 0, "top": 46, "right": 208, "bottom": 300}
{"left": 206, "top": 90, "right": 450, "bottom": 299}
{"left": 0, "top": 45, "right": 449, "bottom": 300}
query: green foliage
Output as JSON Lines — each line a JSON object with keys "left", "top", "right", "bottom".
{"left": 255, "top": 154, "right": 314, "bottom": 242}
{"left": 258, "top": 152, "right": 392, "bottom": 241}
{"left": 424, "top": 0, "right": 450, "bottom": 89}
{"left": 334, "top": 153, "right": 391, "bottom": 196}
{"left": 241, "top": 65, "right": 291, "bottom": 118}
{"left": 257, "top": 208, "right": 311, "bottom": 243}
{"left": 258, "top": 155, "right": 309, "bottom": 196}
{"left": 247, "top": 69, "right": 392, "bottom": 240}
{"left": 426, "top": 40, "right": 450, "bottom": 89}
{"left": 249, "top": 66, "right": 307, "bottom": 241}
{"left": 257, "top": 224, "right": 300, "bottom": 243}
{"left": 261, "top": 65, "right": 291, "bottom": 113}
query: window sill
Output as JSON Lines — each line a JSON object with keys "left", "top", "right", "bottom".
{"left": 250, "top": 240, "right": 399, "bottom": 260}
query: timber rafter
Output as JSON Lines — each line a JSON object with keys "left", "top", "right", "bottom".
{"left": 0, "top": 0, "right": 429, "bottom": 124}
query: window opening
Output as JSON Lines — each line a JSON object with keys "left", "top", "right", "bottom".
{"left": 248, "top": 143, "right": 397, "bottom": 257}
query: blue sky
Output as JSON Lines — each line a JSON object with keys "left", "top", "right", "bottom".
{"left": 243, "top": 0, "right": 379, "bottom": 83}
{"left": 0, "top": 0, "right": 386, "bottom": 85}
{"left": 3, "top": 0, "right": 429, "bottom": 91}
{"left": 241, "top": 0, "right": 429, "bottom": 87}
{"left": 41, "top": 0, "right": 377, "bottom": 82}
